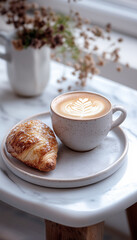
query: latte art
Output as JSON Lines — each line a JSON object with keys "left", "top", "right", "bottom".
{"left": 51, "top": 91, "right": 126, "bottom": 152}
{"left": 64, "top": 98, "right": 104, "bottom": 117}
{"left": 51, "top": 92, "right": 111, "bottom": 119}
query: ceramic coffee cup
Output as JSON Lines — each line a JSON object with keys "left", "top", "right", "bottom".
{"left": 50, "top": 91, "right": 127, "bottom": 151}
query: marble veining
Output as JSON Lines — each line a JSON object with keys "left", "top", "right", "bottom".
{"left": 0, "top": 57, "right": 137, "bottom": 227}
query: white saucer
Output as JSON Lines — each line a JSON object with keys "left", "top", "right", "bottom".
{"left": 1, "top": 112, "right": 128, "bottom": 188}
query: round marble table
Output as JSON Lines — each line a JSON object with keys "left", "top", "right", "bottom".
{"left": 0, "top": 60, "right": 137, "bottom": 239}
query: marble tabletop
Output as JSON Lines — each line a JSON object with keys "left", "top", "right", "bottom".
{"left": 0, "top": 57, "right": 137, "bottom": 228}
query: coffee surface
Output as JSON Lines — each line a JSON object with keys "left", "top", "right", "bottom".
{"left": 52, "top": 92, "right": 111, "bottom": 119}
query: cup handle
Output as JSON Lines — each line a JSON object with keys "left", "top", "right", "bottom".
{"left": 111, "top": 106, "right": 127, "bottom": 130}
{"left": 0, "top": 31, "right": 11, "bottom": 61}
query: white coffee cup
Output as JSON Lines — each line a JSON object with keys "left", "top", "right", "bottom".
{"left": 50, "top": 91, "right": 127, "bottom": 151}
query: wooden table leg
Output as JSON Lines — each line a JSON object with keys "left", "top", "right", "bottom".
{"left": 126, "top": 202, "right": 137, "bottom": 240}
{"left": 45, "top": 220, "right": 104, "bottom": 240}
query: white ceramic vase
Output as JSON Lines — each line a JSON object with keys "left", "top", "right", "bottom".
{"left": 0, "top": 31, "right": 50, "bottom": 97}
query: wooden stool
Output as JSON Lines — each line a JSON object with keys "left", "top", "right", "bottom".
{"left": 45, "top": 202, "right": 137, "bottom": 240}
{"left": 126, "top": 202, "right": 137, "bottom": 240}
{"left": 45, "top": 220, "right": 104, "bottom": 240}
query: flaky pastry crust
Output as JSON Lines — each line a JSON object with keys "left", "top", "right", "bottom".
{"left": 6, "top": 120, "right": 58, "bottom": 172}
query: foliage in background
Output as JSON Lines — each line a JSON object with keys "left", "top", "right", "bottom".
{"left": 0, "top": 0, "right": 127, "bottom": 90}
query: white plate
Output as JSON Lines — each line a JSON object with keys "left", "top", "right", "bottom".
{"left": 1, "top": 112, "right": 128, "bottom": 188}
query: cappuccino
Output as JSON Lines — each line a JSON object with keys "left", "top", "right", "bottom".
{"left": 51, "top": 92, "right": 111, "bottom": 120}
{"left": 51, "top": 91, "right": 127, "bottom": 151}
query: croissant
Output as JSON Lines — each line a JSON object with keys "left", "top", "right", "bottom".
{"left": 6, "top": 119, "right": 58, "bottom": 172}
